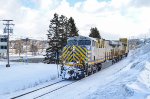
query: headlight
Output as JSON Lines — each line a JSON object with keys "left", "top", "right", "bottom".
{"left": 73, "top": 47, "right": 75, "bottom": 51}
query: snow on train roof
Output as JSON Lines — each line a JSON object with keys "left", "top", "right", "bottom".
{"left": 109, "top": 40, "right": 120, "bottom": 46}
{"left": 110, "top": 40, "right": 119, "bottom": 44}
{"left": 67, "top": 36, "right": 126, "bottom": 46}
{"left": 68, "top": 35, "right": 101, "bottom": 41}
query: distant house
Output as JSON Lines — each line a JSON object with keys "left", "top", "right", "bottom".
{"left": 0, "top": 35, "right": 7, "bottom": 58}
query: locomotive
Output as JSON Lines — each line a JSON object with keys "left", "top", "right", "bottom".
{"left": 60, "top": 36, "right": 128, "bottom": 79}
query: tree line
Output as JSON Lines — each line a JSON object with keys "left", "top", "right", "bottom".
{"left": 45, "top": 13, "right": 101, "bottom": 64}
{"left": 9, "top": 39, "right": 46, "bottom": 56}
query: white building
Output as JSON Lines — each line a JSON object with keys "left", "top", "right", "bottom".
{"left": 0, "top": 35, "right": 7, "bottom": 58}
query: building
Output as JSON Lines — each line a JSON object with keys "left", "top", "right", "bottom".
{"left": 0, "top": 35, "right": 7, "bottom": 58}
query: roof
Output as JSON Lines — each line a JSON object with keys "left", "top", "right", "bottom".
{"left": 68, "top": 35, "right": 102, "bottom": 41}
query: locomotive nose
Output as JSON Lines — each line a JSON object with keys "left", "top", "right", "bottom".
{"left": 61, "top": 45, "right": 87, "bottom": 66}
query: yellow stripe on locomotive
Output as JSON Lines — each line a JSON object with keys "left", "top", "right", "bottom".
{"left": 61, "top": 45, "right": 88, "bottom": 66}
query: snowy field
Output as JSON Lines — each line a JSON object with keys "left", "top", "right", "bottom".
{"left": 9, "top": 54, "right": 45, "bottom": 60}
{"left": 0, "top": 43, "right": 150, "bottom": 99}
{"left": 0, "top": 62, "right": 59, "bottom": 99}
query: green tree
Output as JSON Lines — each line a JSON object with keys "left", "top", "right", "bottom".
{"left": 45, "top": 13, "right": 60, "bottom": 63}
{"left": 89, "top": 27, "right": 101, "bottom": 39}
{"left": 45, "top": 13, "right": 79, "bottom": 64}
{"left": 59, "top": 15, "right": 68, "bottom": 47}
{"left": 68, "top": 17, "right": 79, "bottom": 37}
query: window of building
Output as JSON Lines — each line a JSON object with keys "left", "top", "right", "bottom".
{"left": 0, "top": 38, "right": 7, "bottom": 42}
{"left": 0, "top": 46, "right": 7, "bottom": 49}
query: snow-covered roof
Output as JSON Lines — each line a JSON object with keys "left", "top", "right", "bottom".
{"left": 68, "top": 35, "right": 101, "bottom": 41}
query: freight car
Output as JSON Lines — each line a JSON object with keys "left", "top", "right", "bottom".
{"left": 60, "top": 36, "right": 128, "bottom": 79}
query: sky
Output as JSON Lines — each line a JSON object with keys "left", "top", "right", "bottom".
{"left": 0, "top": 0, "right": 150, "bottom": 40}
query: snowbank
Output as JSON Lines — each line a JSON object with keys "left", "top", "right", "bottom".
{"left": 86, "top": 43, "right": 150, "bottom": 99}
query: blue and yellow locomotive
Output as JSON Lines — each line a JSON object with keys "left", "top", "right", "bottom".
{"left": 60, "top": 36, "right": 128, "bottom": 79}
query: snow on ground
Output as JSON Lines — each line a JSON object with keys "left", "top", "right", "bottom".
{"left": 0, "top": 61, "right": 59, "bottom": 98}
{"left": 8, "top": 54, "right": 44, "bottom": 60}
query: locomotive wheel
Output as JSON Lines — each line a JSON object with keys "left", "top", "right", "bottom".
{"left": 78, "top": 72, "right": 85, "bottom": 79}
{"left": 112, "top": 60, "right": 114, "bottom": 64}
{"left": 97, "top": 64, "right": 102, "bottom": 71}
{"left": 93, "top": 66, "right": 97, "bottom": 73}
{"left": 95, "top": 66, "right": 98, "bottom": 73}
{"left": 125, "top": 53, "right": 128, "bottom": 57}
{"left": 88, "top": 70, "right": 92, "bottom": 76}
{"left": 93, "top": 69, "right": 97, "bottom": 73}
{"left": 88, "top": 72, "right": 91, "bottom": 76}
{"left": 116, "top": 58, "right": 118, "bottom": 62}
{"left": 98, "top": 66, "right": 101, "bottom": 71}
{"left": 73, "top": 76, "right": 78, "bottom": 80}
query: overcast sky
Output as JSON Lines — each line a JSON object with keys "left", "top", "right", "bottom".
{"left": 0, "top": 0, "right": 150, "bottom": 40}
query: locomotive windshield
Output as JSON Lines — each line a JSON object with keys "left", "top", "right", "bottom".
{"left": 78, "top": 40, "right": 91, "bottom": 45}
{"left": 67, "top": 40, "right": 91, "bottom": 46}
{"left": 67, "top": 40, "right": 77, "bottom": 46}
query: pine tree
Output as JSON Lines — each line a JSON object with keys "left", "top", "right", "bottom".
{"left": 45, "top": 14, "right": 79, "bottom": 64}
{"left": 89, "top": 27, "right": 101, "bottom": 39}
{"left": 59, "top": 15, "right": 68, "bottom": 47}
{"left": 68, "top": 17, "right": 79, "bottom": 37}
{"left": 45, "top": 13, "right": 61, "bottom": 63}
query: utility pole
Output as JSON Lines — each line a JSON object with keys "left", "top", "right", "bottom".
{"left": 26, "top": 38, "right": 29, "bottom": 64}
{"left": 2, "top": 20, "right": 14, "bottom": 67}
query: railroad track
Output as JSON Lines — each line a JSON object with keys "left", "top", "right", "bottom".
{"left": 34, "top": 80, "right": 77, "bottom": 99}
{"left": 11, "top": 80, "right": 76, "bottom": 99}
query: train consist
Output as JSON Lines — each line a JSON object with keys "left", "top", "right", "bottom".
{"left": 60, "top": 36, "right": 129, "bottom": 79}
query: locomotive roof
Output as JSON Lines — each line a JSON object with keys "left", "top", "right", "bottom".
{"left": 67, "top": 35, "right": 102, "bottom": 41}
{"left": 109, "top": 40, "right": 121, "bottom": 47}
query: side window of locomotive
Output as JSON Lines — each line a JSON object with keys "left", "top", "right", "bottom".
{"left": 85, "top": 40, "right": 91, "bottom": 45}
{"left": 92, "top": 40, "right": 95, "bottom": 46}
{"left": 94, "top": 41, "right": 96, "bottom": 47}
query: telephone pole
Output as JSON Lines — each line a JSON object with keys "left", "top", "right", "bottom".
{"left": 2, "top": 20, "right": 14, "bottom": 67}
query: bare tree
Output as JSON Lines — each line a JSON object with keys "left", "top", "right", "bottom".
{"left": 30, "top": 43, "right": 38, "bottom": 56}
{"left": 14, "top": 40, "right": 23, "bottom": 56}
